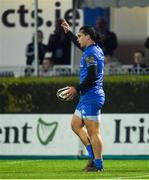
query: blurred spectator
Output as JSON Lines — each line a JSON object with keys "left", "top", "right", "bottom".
{"left": 39, "top": 52, "right": 54, "bottom": 76}
{"left": 95, "top": 17, "right": 118, "bottom": 56}
{"left": 47, "top": 19, "right": 71, "bottom": 65}
{"left": 26, "top": 30, "right": 47, "bottom": 65}
{"left": 104, "top": 55, "right": 121, "bottom": 75}
{"left": 129, "top": 50, "right": 149, "bottom": 74}
{"left": 24, "top": 67, "right": 35, "bottom": 77}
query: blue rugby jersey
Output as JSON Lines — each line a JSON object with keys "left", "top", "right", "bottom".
{"left": 79, "top": 44, "right": 105, "bottom": 101}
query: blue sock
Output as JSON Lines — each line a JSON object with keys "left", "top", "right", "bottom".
{"left": 94, "top": 158, "right": 103, "bottom": 169}
{"left": 86, "top": 144, "right": 94, "bottom": 159}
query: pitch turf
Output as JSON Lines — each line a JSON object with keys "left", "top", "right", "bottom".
{"left": 0, "top": 159, "right": 149, "bottom": 179}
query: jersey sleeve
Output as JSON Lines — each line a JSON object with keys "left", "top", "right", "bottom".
{"left": 75, "top": 65, "right": 97, "bottom": 92}
{"left": 66, "top": 31, "right": 83, "bottom": 51}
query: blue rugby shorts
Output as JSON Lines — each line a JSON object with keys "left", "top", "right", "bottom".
{"left": 74, "top": 97, "right": 105, "bottom": 122}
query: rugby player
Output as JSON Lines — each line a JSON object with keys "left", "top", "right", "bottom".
{"left": 61, "top": 20, "right": 105, "bottom": 172}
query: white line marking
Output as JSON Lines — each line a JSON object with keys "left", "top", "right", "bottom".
{"left": 118, "top": 174, "right": 149, "bottom": 179}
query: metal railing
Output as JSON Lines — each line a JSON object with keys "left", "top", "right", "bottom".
{"left": 0, "top": 65, "right": 149, "bottom": 77}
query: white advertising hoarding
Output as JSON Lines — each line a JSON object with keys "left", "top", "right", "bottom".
{"left": 101, "top": 114, "right": 149, "bottom": 155}
{"left": 0, "top": 114, "right": 148, "bottom": 156}
{"left": 0, "top": 0, "right": 83, "bottom": 66}
{"left": 0, "top": 114, "right": 79, "bottom": 155}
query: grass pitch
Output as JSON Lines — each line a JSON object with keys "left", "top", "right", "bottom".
{"left": 0, "top": 159, "right": 149, "bottom": 179}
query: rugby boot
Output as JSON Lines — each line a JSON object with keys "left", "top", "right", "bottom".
{"left": 83, "top": 160, "right": 94, "bottom": 171}
{"left": 85, "top": 162, "right": 104, "bottom": 172}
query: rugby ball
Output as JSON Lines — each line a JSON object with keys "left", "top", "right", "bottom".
{"left": 56, "top": 86, "right": 70, "bottom": 101}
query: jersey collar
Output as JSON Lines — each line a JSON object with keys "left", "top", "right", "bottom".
{"left": 84, "top": 43, "right": 96, "bottom": 51}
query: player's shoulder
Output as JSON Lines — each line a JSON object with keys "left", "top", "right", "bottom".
{"left": 87, "top": 44, "right": 102, "bottom": 53}
{"left": 86, "top": 46, "right": 103, "bottom": 58}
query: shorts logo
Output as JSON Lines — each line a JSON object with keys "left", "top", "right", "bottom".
{"left": 37, "top": 118, "right": 58, "bottom": 145}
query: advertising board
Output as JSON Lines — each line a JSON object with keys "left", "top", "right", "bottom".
{"left": 0, "top": 114, "right": 148, "bottom": 156}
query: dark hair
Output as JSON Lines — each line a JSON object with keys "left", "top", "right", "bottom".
{"left": 79, "top": 26, "right": 98, "bottom": 42}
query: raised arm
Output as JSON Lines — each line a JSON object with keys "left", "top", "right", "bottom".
{"left": 61, "top": 19, "right": 83, "bottom": 51}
